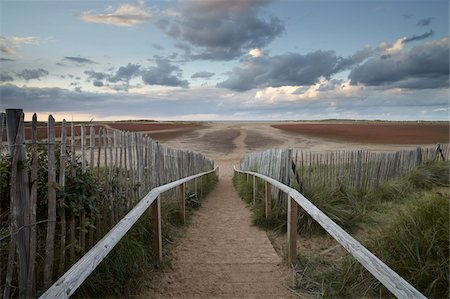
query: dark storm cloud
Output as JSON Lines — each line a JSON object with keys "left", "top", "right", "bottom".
{"left": 403, "top": 30, "right": 434, "bottom": 43}
{"left": 158, "top": 0, "right": 284, "bottom": 61}
{"left": 349, "top": 37, "right": 449, "bottom": 89}
{"left": 16, "top": 68, "right": 49, "bottom": 80}
{"left": 109, "top": 63, "right": 141, "bottom": 82}
{"left": 141, "top": 57, "right": 188, "bottom": 87}
{"left": 0, "top": 73, "right": 14, "bottom": 82}
{"left": 218, "top": 48, "right": 369, "bottom": 91}
{"left": 64, "top": 56, "right": 96, "bottom": 64}
{"left": 191, "top": 71, "right": 215, "bottom": 79}
{"left": 0, "top": 58, "right": 14, "bottom": 62}
{"left": 417, "top": 17, "right": 432, "bottom": 26}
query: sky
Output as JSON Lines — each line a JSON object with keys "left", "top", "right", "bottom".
{"left": 0, "top": 0, "right": 449, "bottom": 121}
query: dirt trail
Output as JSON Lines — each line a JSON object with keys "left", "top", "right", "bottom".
{"left": 139, "top": 126, "right": 296, "bottom": 298}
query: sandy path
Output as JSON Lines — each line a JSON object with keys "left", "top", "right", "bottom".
{"left": 139, "top": 126, "right": 296, "bottom": 298}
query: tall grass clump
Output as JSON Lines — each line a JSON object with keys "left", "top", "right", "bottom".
{"left": 293, "top": 161, "right": 449, "bottom": 298}
{"left": 339, "top": 192, "right": 449, "bottom": 298}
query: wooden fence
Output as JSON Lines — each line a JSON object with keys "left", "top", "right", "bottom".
{"left": 240, "top": 145, "right": 449, "bottom": 194}
{"left": 0, "top": 109, "right": 215, "bottom": 298}
{"left": 233, "top": 166, "right": 426, "bottom": 299}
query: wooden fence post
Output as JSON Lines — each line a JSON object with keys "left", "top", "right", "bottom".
{"left": 44, "top": 114, "right": 56, "bottom": 290}
{"left": 58, "top": 120, "right": 67, "bottom": 276}
{"left": 27, "top": 113, "right": 38, "bottom": 297}
{"left": 179, "top": 183, "right": 185, "bottom": 224}
{"left": 287, "top": 196, "right": 297, "bottom": 266}
{"left": 151, "top": 196, "right": 162, "bottom": 266}
{"left": 6, "top": 109, "right": 30, "bottom": 298}
{"left": 265, "top": 181, "right": 272, "bottom": 218}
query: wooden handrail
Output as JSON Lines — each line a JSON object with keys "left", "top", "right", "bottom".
{"left": 40, "top": 166, "right": 219, "bottom": 299}
{"left": 233, "top": 166, "right": 426, "bottom": 299}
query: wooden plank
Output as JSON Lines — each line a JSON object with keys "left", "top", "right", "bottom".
{"left": 5, "top": 110, "right": 28, "bottom": 298}
{"left": 81, "top": 124, "right": 86, "bottom": 173}
{"left": 234, "top": 167, "right": 426, "bottom": 299}
{"left": 90, "top": 126, "right": 95, "bottom": 173}
{"left": 58, "top": 119, "right": 67, "bottom": 276}
{"left": 265, "top": 181, "right": 272, "bottom": 218}
{"left": 179, "top": 183, "right": 185, "bottom": 224}
{"left": 88, "top": 127, "right": 95, "bottom": 247}
{"left": 44, "top": 114, "right": 56, "bottom": 290}
{"left": 27, "top": 113, "right": 38, "bottom": 296}
{"left": 6, "top": 129, "right": 21, "bottom": 297}
{"left": 286, "top": 196, "right": 297, "bottom": 266}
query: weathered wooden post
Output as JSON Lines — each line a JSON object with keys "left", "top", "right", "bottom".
{"left": 151, "top": 195, "right": 162, "bottom": 266}
{"left": 6, "top": 109, "right": 30, "bottom": 297}
{"left": 179, "top": 183, "right": 185, "bottom": 224}
{"left": 287, "top": 196, "right": 297, "bottom": 266}
{"left": 58, "top": 120, "right": 67, "bottom": 277}
{"left": 265, "top": 181, "right": 272, "bottom": 218}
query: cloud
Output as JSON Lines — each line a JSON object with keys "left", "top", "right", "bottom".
{"left": 0, "top": 58, "right": 14, "bottom": 62}
{"left": 0, "top": 73, "right": 14, "bottom": 82}
{"left": 218, "top": 48, "right": 368, "bottom": 91}
{"left": 109, "top": 63, "right": 141, "bottom": 82}
{"left": 191, "top": 71, "right": 215, "bottom": 79}
{"left": 1, "top": 83, "right": 448, "bottom": 121}
{"left": 80, "top": 1, "right": 151, "bottom": 27}
{"left": 84, "top": 70, "right": 109, "bottom": 80}
{"left": 141, "top": 57, "right": 188, "bottom": 87}
{"left": 403, "top": 30, "right": 434, "bottom": 43}
{"left": 152, "top": 43, "right": 164, "bottom": 50}
{"left": 0, "top": 36, "right": 40, "bottom": 54}
{"left": 417, "top": 17, "right": 432, "bottom": 26}
{"left": 249, "top": 48, "right": 264, "bottom": 57}
{"left": 16, "top": 68, "right": 49, "bottom": 80}
{"left": 93, "top": 80, "right": 104, "bottom": 87}
{"left": 378, "top": 31, "right": 434, "bottom": 56}
{"left": 64, "top": 56, "right": 96, "bottom": 65}
{"left": 334, "top": 46, "right": 373, "bottom": 71}
{"left": 158, "top": 0, "right": 284, "bottom": 60}
{"left": 349, "top": 37, "right": 449, "bottom": 89}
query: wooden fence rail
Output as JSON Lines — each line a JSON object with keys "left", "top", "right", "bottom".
{"left": 39, "top": 166, "right": 218, "bottom": 299}
{"left": 0, "top": 109, "right": 215, "bottom": 298}
{"left": 233, "top": 167, "right": 426, "bottom": 299}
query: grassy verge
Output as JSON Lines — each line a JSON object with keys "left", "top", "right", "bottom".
{"left": 72, "top": 172, "right": 218, "bottom": 298}
{"left": 233, "top": 161, "right": 449, "bottom": 298}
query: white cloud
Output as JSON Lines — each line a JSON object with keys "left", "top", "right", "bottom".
{"left": 0, "top": 36, "right": 40, "bottom": 54}
{"left": 249, "top": 48, "right": 264, "bottom": 57}
{"left": 80, "top": 2, "right": 151, "bottom": 27}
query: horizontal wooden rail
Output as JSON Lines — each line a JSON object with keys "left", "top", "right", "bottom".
{"left": 233, "top": 166, "right": 426, "bottom": 299}
{"left": 39, "top": 166, "right": 218, "bottom": 299}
